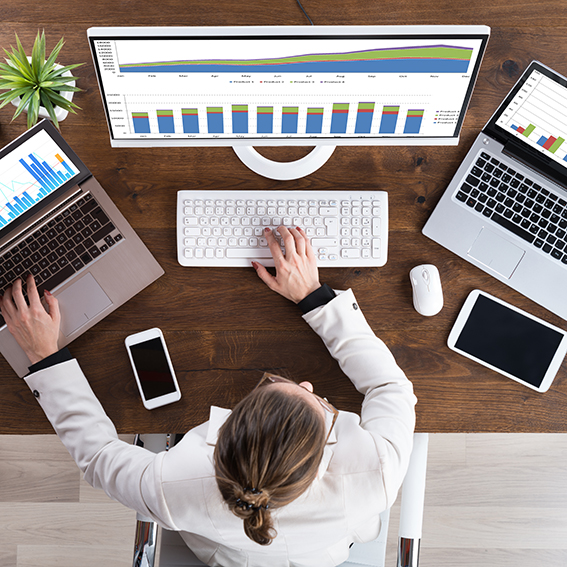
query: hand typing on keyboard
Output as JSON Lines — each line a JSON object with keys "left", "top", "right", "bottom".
{"left": 252, "top": 226, "right": 320, "bottom": 304}
{"left": 0, "top": 274, "right": 61, "bottom": 365}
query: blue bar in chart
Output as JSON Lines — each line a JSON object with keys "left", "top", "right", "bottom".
{"left": 29, "top": 154, "right": 58, "bottom": 188}
{"left": 232, "top": 105, "right": 249, "bottom": 134}
{"left": 403, "top": 109, "right": 424, "bottom": 134}
{"left": 330, "top": 103, "right": 349, "bottom": 134}
{"left": 7, "top": 201, "right": 20, "bottom": 215}
{"left": 379, "top": 106, "right": 399, "bottom": 134}
{"left": 182, "top": 109, "right": 199, "bottom": 133}
{"left": 257, "top": 107, "right": 273, "bottom": 134}
{"left": 207, "top": 107, "right": 224, "bottom": 134}
{"left": 157, "top": 110, "right": 175, "bottom": 134}
{"left": 19, "top": 158, "right": 53, "bottom": 191}
{"left": 354, "top": 102, "right": 375, "bottom": 134}
{"left": 282, "top": 107, "right": 298, "bottom": 134}
{"left": 132, "top": 112, "right": 151, "bottom": 134}
{"left": 306, "top": 108, "right": 324, "bottom": 134}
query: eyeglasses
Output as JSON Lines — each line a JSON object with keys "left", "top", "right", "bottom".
{"left": 257, "top": 372, "right": 339, "bottom": 443}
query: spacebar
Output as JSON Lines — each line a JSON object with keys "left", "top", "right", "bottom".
{"left": 37, "top": 264, "right": 76, "bottom": 296}
{"left": 491, "top": 213, "right": 535, "bottom": 244}
{"left": 226, "top": 249, "right": 273, "bottom": 259}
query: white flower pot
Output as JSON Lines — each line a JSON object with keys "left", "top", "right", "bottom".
{"left": 10, "top": 59, "right": 75, "bottom": 123}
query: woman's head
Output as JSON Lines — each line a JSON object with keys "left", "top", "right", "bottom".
{"left": 213, "top": 375, "right": 330, "bottom": 546}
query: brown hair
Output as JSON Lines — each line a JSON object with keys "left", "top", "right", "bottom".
{"left": 214, "top": 384, "right": 326, "bottom": 545}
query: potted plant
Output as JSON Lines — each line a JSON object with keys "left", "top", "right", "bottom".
{"left": 0, "top": 31, "right": 82, "bottom": 129}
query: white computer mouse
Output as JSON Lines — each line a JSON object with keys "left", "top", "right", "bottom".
{"left": 409, "top": 264, "right": 444, "bottom": 316}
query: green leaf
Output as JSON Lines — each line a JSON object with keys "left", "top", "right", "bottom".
{"left": 14, "top": 34, "right": 34, "bottom": 79}
{"left": 40, "top": 75, "right": 78, "bottom": 87}
{"left": 0, "top": 73, "right": 32, "bottom": 84}
{"left": 40, "top": 90, "right": 60, "bottom": 129}
{"left": 45, "top": 63, "right": 83, "bottom": 80}
{"left": 40, "top": 43, "right": 60, "bottom": 81}
{"left": 47, "top": 85, "right": 81, "bottom": 93}
{"left": 43, "top": 87, "right": 80, "bottom": 109}
{"left": 31, "top": 30, "right": 45, "bottom": 77}
{"left": 38, "top": 36, "right": 65, "bottom": 82}
{"left": 0, "top": 86, "right": 30, "bottom": 108}
{"left": 11, "top": 88, "right": 35, "bottom": 120}
{"left": 26, "top": 89, "right": 41, "bottom": 128}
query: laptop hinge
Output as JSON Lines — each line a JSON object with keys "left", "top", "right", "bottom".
{"left": 502, "top": 140, "right": 567, "bottom": 193}
{"left": 0, "top": 188, "right": 84, "bottom": 256}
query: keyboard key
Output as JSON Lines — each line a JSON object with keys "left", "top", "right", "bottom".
{"left": 226, "top": 249, "right": 273, "bottom": 259}
{"left": 35, "top": 264, "right": 76, "bottom": 296}
{"left": 92, "top": 223, "right": 115, "bottom": 243}
{"left": 491, "top": 213, "right": 535, "bottom": 244}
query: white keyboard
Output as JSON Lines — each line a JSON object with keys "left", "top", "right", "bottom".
{"left": 176, "top": 190, "right": 388, "bottom": 267}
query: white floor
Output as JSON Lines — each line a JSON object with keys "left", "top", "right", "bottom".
{"left": 1, "top": 434, "right": 567, "bottom": 567}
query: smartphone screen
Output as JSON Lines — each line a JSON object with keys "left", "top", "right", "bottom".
{"left": 454, "top": 294, "right": 564, "bottom": 388}
{"left": 128, "top": 337, "right": 178, "bottom": 400}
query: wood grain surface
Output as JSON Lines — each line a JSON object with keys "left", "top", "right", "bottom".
{"left": 1, "top": 1, "right": 567, "bottom": 433}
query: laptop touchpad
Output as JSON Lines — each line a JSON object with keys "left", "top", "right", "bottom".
{"left": 468, "top": 228, "right": 525, "bottom": 279}
{"left": 56, "top": 273, "right": 113, "bottom": 336}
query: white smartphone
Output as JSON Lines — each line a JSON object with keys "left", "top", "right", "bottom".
{"left": 125, "top": 327, "right": 182, "bottom": 409}
{"left": 448, "top": 290, "right": 567, "bottom": 393}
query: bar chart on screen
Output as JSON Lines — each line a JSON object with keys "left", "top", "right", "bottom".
{"left": 127, "top": 102, "right": 429, "bottom": 136}
{"left": 0, "top": 131, "right": 79, "bottom": 228}
{"left": 497, "top": 70, "right": 567, "bottom": 166}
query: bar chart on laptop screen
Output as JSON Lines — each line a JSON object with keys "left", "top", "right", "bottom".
{"left": 0, "top": 130, "right": 80, "bottom": 228}
{"left": 496, "top": 70, "right": 567, "bottom": 168}
{"left": 92, "top": 37, "right": 485, "bottom": 140}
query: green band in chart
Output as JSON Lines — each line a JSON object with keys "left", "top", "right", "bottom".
{"left": 522, "top": 124, "right": 536, "bottom": 137}
{"left": 549, "top": 137, "right": 565, "bottom": 153}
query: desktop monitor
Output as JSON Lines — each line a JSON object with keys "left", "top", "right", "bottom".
{"left": 87, "top": 25, "right": 490, "bottom": 180}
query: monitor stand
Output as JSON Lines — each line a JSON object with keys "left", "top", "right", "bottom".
{"left": 232, "top": 145, "right": 335, "bottom": 181}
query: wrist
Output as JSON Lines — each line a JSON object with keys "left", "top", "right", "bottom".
{"left": 297, "top": 283, "right": 336, "bottom": 313}
{"left": 27, "top": 345, "right": 59, "bottom": 365}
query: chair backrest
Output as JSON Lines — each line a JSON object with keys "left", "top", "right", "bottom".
{"left": 132, "top": 433, "right": 429, "bottom": 567}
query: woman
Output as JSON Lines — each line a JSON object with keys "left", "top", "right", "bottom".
{"left": 0, "top": 226, "right": 416, "bottom": 567}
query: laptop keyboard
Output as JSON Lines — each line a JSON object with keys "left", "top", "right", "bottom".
{"left": 0, "top": 193, "right": 123, "bottom": 325}
{"left": 455, "top": 151, "right": 567, "bottom": 265}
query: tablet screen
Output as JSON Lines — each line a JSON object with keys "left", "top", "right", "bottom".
{"left": 454, "top": 294, "right": 564, "bottom": 388}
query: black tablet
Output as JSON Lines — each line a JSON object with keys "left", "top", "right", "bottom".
{"left": 448, "top": 290, "right": 567, "bottom": 392}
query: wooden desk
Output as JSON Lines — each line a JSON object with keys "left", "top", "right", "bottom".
{"left": 1, "top": 0, "right": 566, "bottom": 434}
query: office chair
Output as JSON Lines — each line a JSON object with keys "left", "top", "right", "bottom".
{"left": 132, "top": 433, "right": 429, "bottom": 567}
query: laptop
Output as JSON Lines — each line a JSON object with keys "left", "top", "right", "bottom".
{"left": 423, "top": 61, "right": 567, "bottom": 320}
{"left": 0, "top": 120, "right": 164, "bottom": 376}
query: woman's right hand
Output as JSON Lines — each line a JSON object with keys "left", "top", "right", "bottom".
{"left": 0, "top": 275, "right": 61, "bottom": 365}
{"left": 252, "top": 226, "right": 321, "bottom": 303}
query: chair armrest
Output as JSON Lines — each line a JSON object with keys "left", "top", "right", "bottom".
{"left": 131, "top": 434, "right": 169, "bottom": 567}
{"left": 397, "top": 433, "right": 429, "bottom": 567}
{"left": 133, "top": 516, "right": 159, "bottom": 567}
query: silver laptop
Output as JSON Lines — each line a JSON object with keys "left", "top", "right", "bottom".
{"left": 423, "top": 61, "right": 567, "bottom": 320}
{"left": 0, "top": 120, "right": 164, "bottom": 376}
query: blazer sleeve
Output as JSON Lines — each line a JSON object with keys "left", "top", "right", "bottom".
{"left": 303, "top": 289, "right": 417, "bottom": 504}
{"left": 24, "top": 359, "right": 179, "bottom": 529}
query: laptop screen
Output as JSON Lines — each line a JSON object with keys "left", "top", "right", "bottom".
{"left": 484, "top": 61, "right": 567, "bottom": 186}
{"left": 0, "top": 126, "right": 82, "bottom": 232}
{"left": 495, "top": 68, "right": 567, "bottom": 172}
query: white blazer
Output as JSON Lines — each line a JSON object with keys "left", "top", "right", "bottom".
{"left": 24, "top": 289, "right": 417, "bottom": 567}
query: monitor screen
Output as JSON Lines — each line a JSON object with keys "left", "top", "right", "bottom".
{"left": 88, "top": 26, "right": 490, "bottom": 147}
{"left": 0, "top": 127, "right": 81, "bottom": 231}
